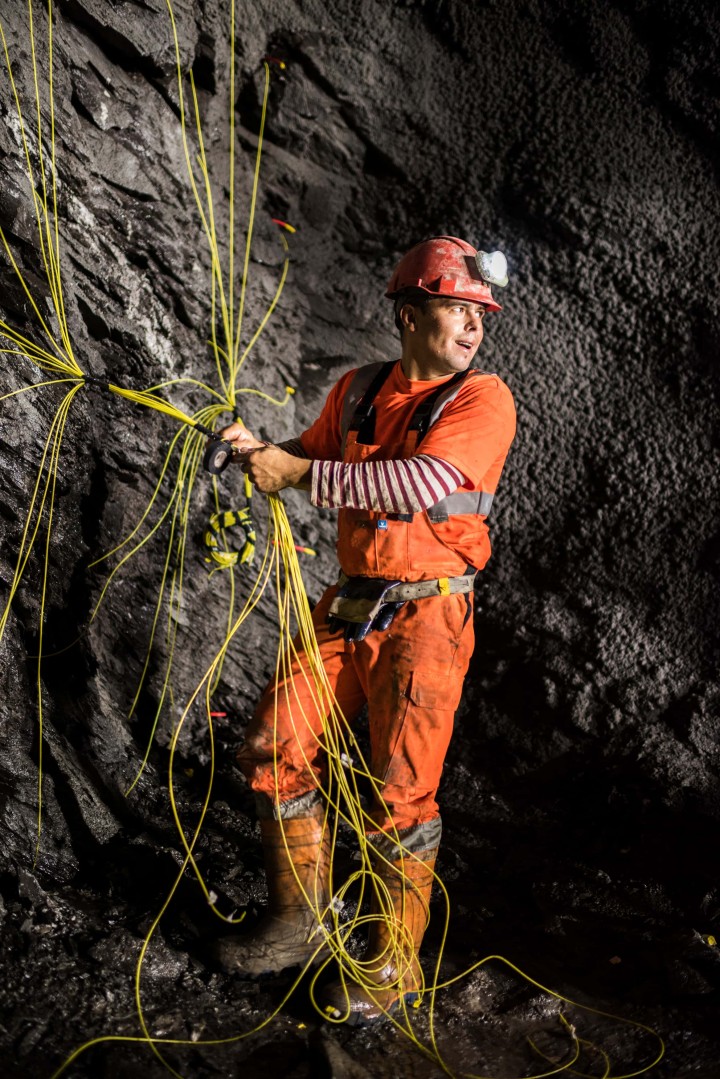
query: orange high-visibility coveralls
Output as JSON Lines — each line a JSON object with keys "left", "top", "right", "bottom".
{"left": 237, "top": 361, "right": 516, "bottom": 834}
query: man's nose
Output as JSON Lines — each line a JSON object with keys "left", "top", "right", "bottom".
{"left": 464, "top": 310, "right": 482, "bottom": 331}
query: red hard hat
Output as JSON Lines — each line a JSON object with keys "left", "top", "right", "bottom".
{"left": 385, "top": 235, "right": 502, "bottom": 312}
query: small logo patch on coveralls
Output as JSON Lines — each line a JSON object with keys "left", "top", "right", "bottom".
{"left": 377, "top": 519, "right": 388, "bottom": 530}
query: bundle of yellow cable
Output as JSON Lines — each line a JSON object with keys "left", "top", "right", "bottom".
{"left": 83, "top": 7, "right": 296, "bottom": 780}
{"left": 0, "top": 0, "right": 294, "bottom": 842}
{"left": 0, "top": 1, "right": 220, "bottom": 857}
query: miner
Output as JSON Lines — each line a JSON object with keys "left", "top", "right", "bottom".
{"left": 214, "top": 236, "right": 516, "bottom": 1024}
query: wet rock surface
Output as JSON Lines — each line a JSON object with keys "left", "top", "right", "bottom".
{"left": 1, "top": 0, "right": 719, "bottom": 1076}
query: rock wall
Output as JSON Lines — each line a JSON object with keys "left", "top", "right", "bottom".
{"left": 1, "top": 1, "right": 719, "bottom": 1076}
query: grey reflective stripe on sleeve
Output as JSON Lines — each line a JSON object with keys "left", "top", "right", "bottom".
{"left": 427, "top": 489, "right": 495, "bottom": 522}
{"left": 254, "top": 789, "right": 322, "bottom": 820}
{"left": 339, "top": 361, "right": 386, "bottom": 453}
{"left": 366, "top": 817, "right": 442, "bottom": 861}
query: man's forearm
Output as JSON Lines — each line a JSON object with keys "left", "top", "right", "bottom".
{"left": 271, "top": 438, "right": 310, "bottom": 488}
{"left": 310, "top": 455, "right": 466, "bottom": 514}
{"left": 274, "top": 437, "right": 308, "bottom": 459}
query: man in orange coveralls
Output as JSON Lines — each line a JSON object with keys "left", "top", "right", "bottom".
{"left": 214, "top": 237, "right": 516, "bottom": 1025}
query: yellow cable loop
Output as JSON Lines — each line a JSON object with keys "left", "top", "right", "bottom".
{"left": 208, "top": 477, "right": 236, "bottom": 694}
{"left": 203, "top": 506, "right": 256, "bottom": 573}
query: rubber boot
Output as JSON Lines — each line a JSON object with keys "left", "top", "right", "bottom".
{"left": 321, "top": 845, "right": 437, "bottom": 1025}
{"left": 214, "top": 803, "right": 332, "bottom": 976}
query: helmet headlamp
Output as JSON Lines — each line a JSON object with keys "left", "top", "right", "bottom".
{"left": 476, "top": 250, "right": 508, "bottom": 288}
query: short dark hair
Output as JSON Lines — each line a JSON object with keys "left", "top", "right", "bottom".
{"left": 393, "top": 288, "right": 432, "bottom": 335}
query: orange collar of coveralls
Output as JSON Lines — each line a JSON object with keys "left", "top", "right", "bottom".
{"left": 341, "top": 359, "right": 475, "bottom": 452}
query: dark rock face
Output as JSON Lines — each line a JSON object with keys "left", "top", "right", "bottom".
{"left": 1, "top": 1, "right": 719, "bottom": 1076}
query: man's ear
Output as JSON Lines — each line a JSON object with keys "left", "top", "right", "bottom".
{"left": 400, "top": 303, "right": 418, "bottom": 333}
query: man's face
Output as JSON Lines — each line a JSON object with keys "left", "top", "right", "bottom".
{"left": 401, "top": 297, "right": 486, "bottom": 378}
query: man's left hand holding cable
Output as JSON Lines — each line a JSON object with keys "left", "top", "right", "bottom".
{"left": 219, "top": 421, "right": 311, "bottom": 492}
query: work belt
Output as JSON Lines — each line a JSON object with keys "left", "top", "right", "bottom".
{"left": 327, "top": 572, "right": 476, "bottom": 642}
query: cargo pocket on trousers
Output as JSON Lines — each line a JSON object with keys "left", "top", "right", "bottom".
{"left": 405, "top": 667, "right": 464, "bottom": 713}
{"left": 378, "top": 667, "right": 460, "bottom": 793}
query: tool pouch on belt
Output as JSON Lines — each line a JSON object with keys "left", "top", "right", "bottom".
{"left": 327, "top": 577, "right": 405, "bottom": 642}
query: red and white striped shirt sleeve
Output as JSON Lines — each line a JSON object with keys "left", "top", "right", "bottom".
{"left": 310, "top": 454, "right": 466, "bottom": 513}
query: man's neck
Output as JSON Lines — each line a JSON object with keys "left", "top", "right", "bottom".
{"left": 400, "top": 354, "right": 461, "bottom": 381}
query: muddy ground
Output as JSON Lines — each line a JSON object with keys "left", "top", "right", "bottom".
{"left": 1, "top": 0, "right": 719, "bottom": 1076}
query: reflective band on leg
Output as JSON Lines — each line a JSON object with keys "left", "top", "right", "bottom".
{"left": 255, "top": 789, "right": 323, "bottom": 820}
{"left": 366, "top": 817, "right": 443, "bottom": 861}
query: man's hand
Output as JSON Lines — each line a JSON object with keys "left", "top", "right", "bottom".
{"left": 215, "top": 422, "right": 311, "bottom": 492}
{"left": 240, "top": 446, "right": 311, "bottom": 493}
{"left": 218, "top": 421, "right": 265, "bottom": 454}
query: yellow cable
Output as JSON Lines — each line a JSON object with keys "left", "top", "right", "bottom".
{"left": 33, "top": 383, "right": 84, "bottom": 859}
{"left": 0, "top": 377, "right": 80, "bottom": 402}
{"left": 233, "top": 61, "right": 270, "bottom": 371}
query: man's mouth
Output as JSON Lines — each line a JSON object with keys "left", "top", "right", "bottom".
{"left": 456, "top": 340, "right": 474, "bottom": 351}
